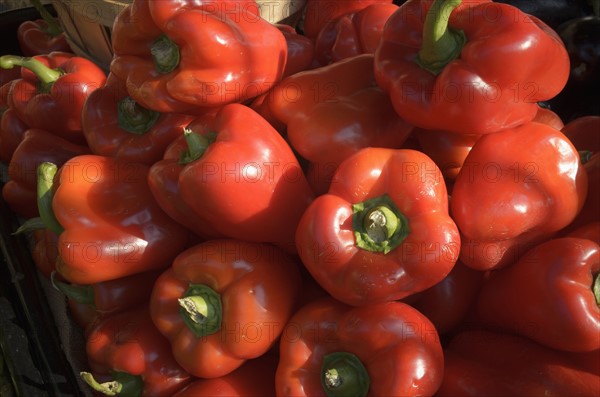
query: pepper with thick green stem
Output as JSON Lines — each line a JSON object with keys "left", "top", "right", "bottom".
{"left": 149, "top": 239, "right": 302, "bottom": 379}
{"left": 321, "top": 352, "right": 370, "bottom": 397}
{"left": 16, "top": 0, "right": 71, "bottom": 56}
{"left": 80, "top": 371, "right": 144, "bottom": 397}
{"left": 374, "top": 0, "right": 570, "bottom": 134}
{"left": 0, "top": 51, "right": 106, "bottom": 142}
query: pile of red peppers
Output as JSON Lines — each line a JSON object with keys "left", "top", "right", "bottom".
{"left": 0, "top": 0, "right": 599, "bottom": 396}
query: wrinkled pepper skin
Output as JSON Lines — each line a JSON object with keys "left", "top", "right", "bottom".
{"left": 81, "top": 73, "right": 195, "bottom": 164}
{"left": 0, "top": 52, "right": 106, "bottom": 144}
{"left": 296, "top": 147, "right": 460, "bottom": 306}
{"left": 451, "top": 122, "right": 588, "bottom": 270}
{"left": 17, "top": 19, "right": 70, "bottom": 56}
{"left": 149, "top": 239, "right": 301, "bottom": 378}
{"left": 110, "top": 0, "right": 287, "bottom": 114}
{"left": 302, "top": 0, "right": 394, "bottom": 40}
{"left": 82, "top": 306, "right": 192, "bottom": 397}
{"left": 2, "top": 128, "right": 90, "bottom": 219}
{"left": 476, "top": 237, "right": 600, "bottom": 353}
{"left": 276, "top": 298, "right": 444, "bottom": 397}
{"left": 374, "top": 0, "right": 570, "bottom": 135}
{"left": 148, "top": 103, "right": 314, "bottom": 249}
{"left": 49, "top": 154, "right": 189, "bottom": 284}
{"left": 314, "top": 2, "right": 399, "bottom": 66}
{"left": 437, "top": 329, "right": 600, "bottom": 396}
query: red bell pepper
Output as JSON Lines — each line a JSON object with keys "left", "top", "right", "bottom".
{"left": 374, "top": 0, "right": 570, "bottom": 135}
{"left": 30, "top": 227, "right": 59, "bottom": 278}
{"left": 437, "top": 329, "right": 600, "bottom": 396}
{"left": 255, "top": 54, "right": 414, "bottom": 195}
{"left": 0, "top": 52, "right": 106, "bottom": 145}
{"left": 276, "top": 298, "right": 444, "bottom": 397}
{"left": 295, "top": 147, "right": 460, "bottom": 306}
{"left": 16, "top": 0, "right": 70, "bottom": 56}
{"left": 173, "top": 354, "right": 278, "bottom": 397}
{"left": 148, "top": 103, "right": 314, "bottom": 249}
{"left": 277, "top": 24, "right": 316, "bottom": 77}
{"left": 0, "top": 80, "right": 29, "bottom": 164}
{"left": 2, "top": 128, "right": 90, "bottom": 219}
{"left": 149, "top": 239, "right": 301, "bottom": 378}
{"left": 81, "top": 73, "right": 195, "bottom": 165}
{"left": 476, "top": 236, "right": 600, "bottom": 353}
{"left": 451, "top": 121, "right": 588, "bottom": 270}
{"left": 38, "top": 154, "right": 190, "bottom": 284}
{"left": 314, "top": 2, "right": 399, "bottom": 66}
{"left": 110, "top": 0, "right": 287, "bottom": 114}
{"left": 51, "top": 269, "right": 162, "bottom": 317}
{"left": 81, "top": 306, "right": 192, "bottom": 396}
{"left": 405, "top": 260, "right": 484, "bottom": 335}
{"left": 567, "top": 222, "right": 600, "bottom": 246}
{"left": 302, "top": 0, "right": 394, "bottom": 40}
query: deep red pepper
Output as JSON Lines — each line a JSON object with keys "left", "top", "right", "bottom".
{"left": 110, "top": 0, "right": 286, "bottom": 114}
{"left": 0, "top": 52, "right": 106, "bottom": 145}
{"left": 476, "top": 237, "right": 600, "bottom": 352}
{"left": 296, "top": 147, "right": 460, "bottom": 306}
{"left": 374, "top": 0, "right": 570, "bottom": 135}
{"left": 81, "top": 306, "right": 192, "bottom": 396}
{"left": 437, "top": 329, "right": 600, "bottom": 396}
{"left": 1, "top": 128, "right": 90, "bottom": 219}
{"left": 39, "top": 154, "right": 190, "bottom": 284}
{"left": 81, "top": 73, "right": 195, "bottom": 165}
{"left": 277, "top": 24, "right": 317, "bottom": 77}
{"left": 314, "top": 2, "right": 399, "bottom": 66}
{"left": 451, "top": 122, "right": 588, "bottom": 270}
{"left": 302, "top": 0, "right": 394, "bottom": 40}
{"left": 0, "top": 79, "right": 29, "bottom": 164}
{"left": 276, "top": 298, "right": 444, "bottom": 396}
{"left": 148, "top": 103, "right": 314, "bottom": 249}
{"left": 16, "top": 0, "right": 70, "bottom": 56}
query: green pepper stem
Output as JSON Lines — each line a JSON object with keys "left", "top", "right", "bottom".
{"left": 416, "top": 0, "right": 466, "bottom": 75}
{"left": 352, "top": 194, "right": 410, "bottom": 254}
{"left": 579, "top": 150, "right": 593, "bottom": 164}
{"left": 51, "top": 271, "right": 95, "bottom": 306}
{"left": 321, "top": 352, "right": 370, "bottom": 397}
{"left": 0, "top": 55, "right": 63, "bottom": 87}
{"left": 30, "top": 0, "right": 64, "bottom": 37}
{"left": 179, "top": 284, "right": 222, "bottom": 338}
{"left": 593, "top": 273, "right": 600, "bottom": 307}
{"left": 80, "top": 371, "right": 143, "bottom": 397}
{"left": 37, "top": 162, "right": 64, "bottom": 235}
{"left": 151, "top": 34, "right": 180, "bottom": 74}
{"left": 117, "top": 96, "right": 160, "bottom": 135}
{"left": 179, "top": 128, "right": 216, "bottom": 164}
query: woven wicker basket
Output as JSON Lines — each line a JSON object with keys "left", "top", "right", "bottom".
{"left": 51, "top": 0, "right": 306, "bottom": 70}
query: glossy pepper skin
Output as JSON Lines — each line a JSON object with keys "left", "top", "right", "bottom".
{"left": 374, "top": 0, "right": 570, "bottom": 135}
{"left": 277, "top": 24, "right": 316, "bottom": 78}
{"left": 16, "top": 0, "right": 70, "bottom": 56}
{"left": 476, "top": 237, "right": 600, "bottom": 353}
{"left": 43, "top": 154, "right": 189, "bottom": 284}
{"left": 437, "top": 329, "right": 600, "bottom": 396}
{"left": 82, "top": 73, "right": 195, "bottom": 165}
{"left": 255, "top": 54, "right": 414, "bottom": 195}
{"left": 451, "top": 122, "right": 588, "bottom": 270}
{"left": 302, "top": 0, "right": 394, "bottom": 40}
{"left": 275, "top": 298, "right": 444, "bottom": 397}
{"left": 2, "top": 128, "right": 90, "bottom": 219}
{"left": 81, "top": 306, "right": 192, "bottom": 397}
{"left": 296, "top": 147, "right": 460, "bottom": 306}
{"left": 110, "top": 0, "right": 287, "bottom": 114}
{"left": 148, "top": 103, "right": 314, "bottom": 249}
{"left": 314, "top": 2, "right": 399, "bottom": 66}
{"left": 149, "top": 239, "right": 301, "bottom": 378}
{"left": 0, "top": 52, "right": 106, "bottom": 144}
